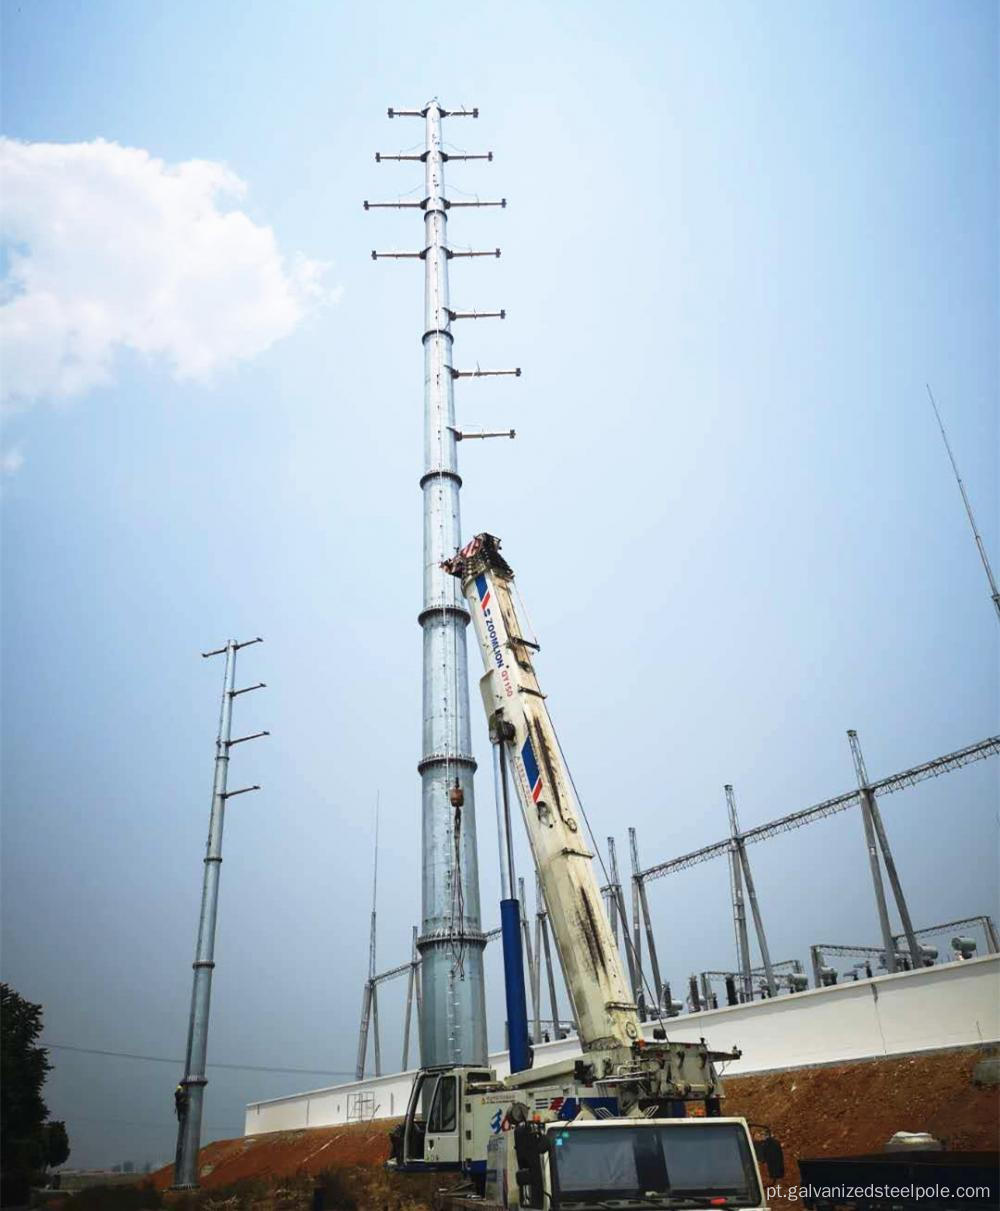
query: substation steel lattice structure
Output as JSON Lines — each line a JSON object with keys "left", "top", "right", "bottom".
{"left": 613, "top": 729, "right": 999, "bottom": 1013}
{"left": 367, "top": 101, "right": 519, "bottom": 1069}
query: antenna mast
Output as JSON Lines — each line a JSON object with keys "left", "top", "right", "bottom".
{"left": 367, "top": 101, "right": 518, "bottom": 1067}
{"left": 927, "top": 384, "right": 1000, "bottom": 623}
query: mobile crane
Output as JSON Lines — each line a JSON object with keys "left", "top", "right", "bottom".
{"left": 388, "top": 534, "right": 783, "bottom": 1209}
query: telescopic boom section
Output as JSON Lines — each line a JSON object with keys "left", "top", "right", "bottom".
{"left": 445, "top": 534, "right": 642, "bottom": 1055}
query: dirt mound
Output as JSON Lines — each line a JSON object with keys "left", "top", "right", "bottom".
{"left": 151, "top": 1119, "right": 399, "bottom": 1191}
{"left": 723, "top": 1046, "right": 998, "bottom": 1208}
{"left": 152, "top": 1046, "right": 998, "bottom": 1205}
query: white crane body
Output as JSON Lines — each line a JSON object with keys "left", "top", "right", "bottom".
{"left": 388, "top": 535, "right": 780, "bottom": 1210}
{"left": 456, "top": 533, "right": 640, "bottom": 1057}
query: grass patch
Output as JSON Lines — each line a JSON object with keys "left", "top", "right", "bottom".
{"left": 63, "top": 1182, "right": 163, "bottom": 1210}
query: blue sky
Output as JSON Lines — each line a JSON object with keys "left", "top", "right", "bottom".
{"left": 2, "top": 0, "right": 997, "bottom": 1172}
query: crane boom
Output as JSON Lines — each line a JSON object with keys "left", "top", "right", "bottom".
{"left": 445, "top": 534, "right": 642, "bottom": 1055}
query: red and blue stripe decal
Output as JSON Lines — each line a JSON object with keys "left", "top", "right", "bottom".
{"left": 521, "top": 737, "right": 542, "bottom": 802}
{"left": 475, "top": 574, "right": 491, "bottom": 610}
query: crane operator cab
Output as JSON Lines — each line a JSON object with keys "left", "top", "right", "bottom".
{"left": 388, "top": 1065, "right": 504, "bottom": 1177}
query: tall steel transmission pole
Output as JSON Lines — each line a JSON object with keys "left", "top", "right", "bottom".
{"left": 725, "top": 786, "right": 776, "bottom": 997}
{"left": 369, "top": 101, "right": 517, "bottom": 1067}
{"left": 927, "top": 384, "right": 1000, "bottom": 623}
{"left": 174, "top": 638, "right": 266, "bottom": 1190}
{"left": 726, "top": 790, "right": 753, "bottom": 1002}
{"left": 847, "top": 729, "right": 920, "bottom": 970}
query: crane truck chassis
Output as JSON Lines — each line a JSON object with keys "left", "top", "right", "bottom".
{"left": 388, "top": 534, "right": 783, "bottom": 1209}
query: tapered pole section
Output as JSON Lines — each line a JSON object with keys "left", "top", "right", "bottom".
{"left": 848, "top": 730, "right": 920, "bottom": 967}
{"left": 518, "top": 875, "right": 538, "bottom": 1037}
{"left": 632, "top": 829, "right": 664, "bottom": 1007}
{"left": 372, "top": 985, "right": 382, "bottom": 1077}
{"left": 532, "top": 874, "right": 543, "bottom": 1045}
{"left": 726, "top": 786, "right": 776, "bottom": 997}
{"left": 356, "top": 982, "right": 373, "bottom": 1080}
{"left": 175, "top": 642, "right": 236, "bottom": 1189}
{"left": 606, "top": 838, "right": 620, "bottom": 944}
{"left": 608, "top": 840, "right": 639, "bottom": 997}
{"left": 628, "top": 828, "right": 645, "bottom": 1015}
{"left": 402, "top": 926, "right": 418, "bottom": 1070}
{"left": 725, "top": 788, "right": 753, "bottom": 1001}
{"left": 540, "top": 913, "right": 560, "bottom": 1036}
{"left": 416, "top": 101, "right": 487, "bottom": 1066}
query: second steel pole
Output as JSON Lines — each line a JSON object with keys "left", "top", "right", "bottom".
{"left": 175, "top": 643, "right": 236, "bottom": 1189}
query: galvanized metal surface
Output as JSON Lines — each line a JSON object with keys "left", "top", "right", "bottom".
{"left": 417, "top": 101, "right": 488, "bottom": 1068}
{"left": 372, "top": 101, "right": 498, "bottom": 1067}
{"left": 175, "top": 639, "right": 265, "bottom": 1189}
{"left": 848, "top": 729, "right": 921, "bottom": 969}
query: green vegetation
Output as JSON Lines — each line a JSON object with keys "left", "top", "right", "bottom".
{"left": 0, "top": 983, "right": 71, "bottom": 1205}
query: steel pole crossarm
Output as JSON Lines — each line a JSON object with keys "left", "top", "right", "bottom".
{"left": 443, "top": 151, "right": 493, "bottom": 162}
{"left": 364, "top": 199, "right": 426, "bottom": 210}
{"left": 371, "top": 248, "right": 427, "bottom": 260}
{"left": 375, "top": 152, "right": 427, "bottom": 162}
{"left": 450, "top": 366, "right": 521, "bottom": 379}
{"left": 221, "top": 785, "right": 260, "bottom": 799}
{"left": 446, "top": 198, "right": 507, "bottom": 209}
{"left": 447, "top": 247, "right": 501, "bottom": 259}
{"left": 387, "top": 105, "right": 478, "bottom": 119}
{"left": 230, "top": 682, "right": 266, "bottom": 698}
{"left": 201, "top": 636, "right": 262, "bottom": 659}
{"left": 448, "top": 308, "right": 506, "bottom": 321}
{"left": 227, "top": 730, "right": 270, "bottom": 747}
{"left": 448, "top": 427, "right": 515, "bottom": 441}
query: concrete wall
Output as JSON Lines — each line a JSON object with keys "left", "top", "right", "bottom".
{"left": 244, "top": 954, "right": 999, "bottom": 1136}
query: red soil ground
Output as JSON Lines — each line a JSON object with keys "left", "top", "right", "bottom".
{"left": 151, "top": 1046, "right": 998, "bottom": 1204}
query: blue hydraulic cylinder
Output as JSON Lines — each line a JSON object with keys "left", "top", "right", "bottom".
{"left": 500, "top": 897, "right": 533, "bottom": 1074}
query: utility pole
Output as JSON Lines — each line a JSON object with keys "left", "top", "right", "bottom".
{"left": 630, "top": 828, "right": 664, "bottom": 1011}
{"left": 369, "top": 101, "right": 517, "bottom": 1068}
{"left": 402, "top": 925, "right": 419, "bottom": 1070}
{"left": 607, "top": 838, "right": 639, "bottom": 999}
{"left": 726, "top": 790, "right": 753, "bottom": 1001}
{"left": 847, "top": 730, "right": 920, "bottom": 969}
{"left": 356, "top": 802, "right": 382, "bottom": 1079}
{"left": 174, "top": 638, "right": 266, "bottom": 1190}
{"left": 927, "top": 384, "right": 1000, "bottom": 623}
{"left": 605, "top": 838, "right": 620, "bottom": 944}
{"left": 628, "top": 828, "right": 644, "bottom": 1015}
{"left": 518, "top": 876, "right": 539, "bottom": 1043}
{"left": 724, "top": 786, "right": 776, "bottom": 997}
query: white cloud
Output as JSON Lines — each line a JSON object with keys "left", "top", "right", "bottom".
{"left": 0, "top": 138, "right": 332, "bottom": 406}
{"left": 1, "top": 443, "right": 24, "bottom": 474}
